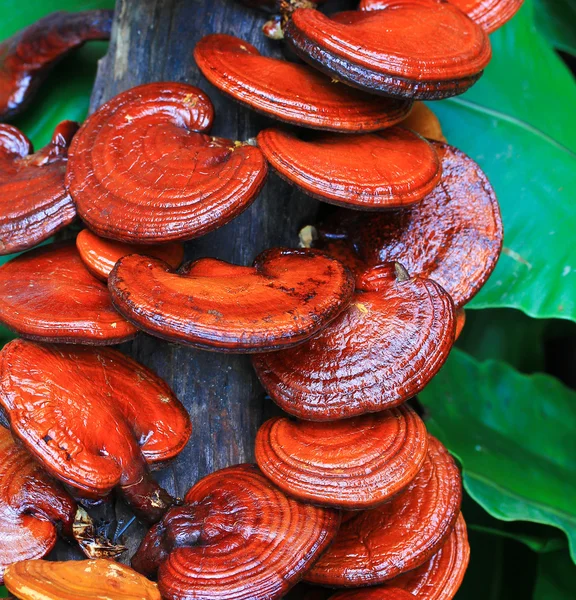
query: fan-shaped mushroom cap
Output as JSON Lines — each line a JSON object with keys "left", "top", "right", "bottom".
{"left": 0, "top": 10, "right": 113, "bottom": 120}
{"left": 316, "top": 143, "right": 503, "bottom": 307}
{"left": 257, "top": 127, "right": 441, "bottom": 209}
{"left": 0, "top": 243, "right": 137, "bottom": 344}
{"left": 0, "top": 427, "right": 76, "bottom": 582}
{"left": 255, "top": 406, "right": 428, "bottom": 508}
{"left": 66, "top": 82, "right": 267, "bottom": 243}
{"left": 195, "top": 34, "right": 412, "bottom": 133}
{"left": 4, "top": 558, "right": 161, "bottom": 600}
{"left": 109, "top": 248, "right": 355, "bottom": 352}
{"left": 132, "top": 464, "right": 340, "bottom": 600}
{"left": 253, "top": 263, "right": 455, "bottom": 420}
{"left": 0, "top": 339, "right": 191, "bottom": 523}
{"left": 0, "top": 121, "right": 78, "bottom": 255}
{"left": 361, "top": 0, "right": 524, "bottom": 34}
{"left": 284, "top": 2, "right": 491, "bottom": 100}
{"left": 304, "top": 436, "right": 461, "bottom": 587}
{"left": 76, "top": 229, "right": 184, "bottom": 281}
{"left": 400, "top": 102, "right": 445, "bottom": 142}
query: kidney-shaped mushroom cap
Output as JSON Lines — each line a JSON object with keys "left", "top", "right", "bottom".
{"left": 0, "top": 121, "right": 78, "bottom": 255}
{"left": 109, "top": 248, "right": 355, "bottom": 352}
{"left": 317, "top": 142, "right": 503, "bottom": 307}
{"left": 284, "top": 2, "right": 491, "bottom": 100}
{"left": 0, "top": 427, "right": 76, "bottom": 583}
{"left": 0, "top": 339, "right": 191, "bottom": 523}
{"left": 257, "top": 127, "right": 441, "bottom": 209}
{"left": 5, "top": 559, "right": 161, "bottom": 600}
{"left": 253, "top": 263, "right": 455, "bottom": 421}
{"left": 304, "top": 436, "right": 462, "bottom": 587}
{"left": 0, "top": 243, "right": 137, "bottom": 344}
{"left": 66, "top": 82, "right": 268, "bottom": 243}
{"left": 0, "top": 10, "right": 113, "bottom": 120}
{"left": 194, "top": 34, "right": 413, "bottom": 133}
{"left": 76, "top": 229, "right": 184, "bottom": 281}
{"left": 255, "top": 406, "right": 428, "bottom": 509}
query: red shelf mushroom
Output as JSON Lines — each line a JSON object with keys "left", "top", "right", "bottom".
{"left": 0, "top": 121, "right": 78, "bottom": 255}
{"left": 315, "top": 142, "right": 503, "bottom": 307}
{"left": 0, "top": 10, "right": 113, "bottom": 120}
{"left": 108, "top": 248, "right": 355, "bottom": 352}
{"left": 284, "top": 2, "right": 491, "bottom": 100}
{"left": 0, "top": 427, "right": 76, "bottom": 583}
{"left": 0, "top": 243, "right": 137, "bottom": 344}
{"left": 66, "top": 82, "right": 268, "bottom": 243}
{"left": 132, "top": 464, "right": 340, "bottom": 600}
{"left": 0, "top": 339, "right": 191, "bottom": 523}
{"left": 257, "top": 127, "right": 441, "bottom": 209}
{"left": 195, "top": 34, "right": 413, "bottom": 133}
{"left": 253, "top": 263, "right": 455, "bottom": 420}
{"left": 304, "top": 436, "right": 462, "bottom": 587}
{"left": 331, "top": 590, "right": 416, "bottom": 600}
{"left": 76, "top": 229, "right": 184, "bottom": 281}
{"left": 255, "top": 406, "right": 428, "bottom": 508}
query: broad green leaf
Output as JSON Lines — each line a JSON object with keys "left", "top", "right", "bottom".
{"left": 534, "top": 551, "right": 576, "bottom": 599}
{"left": 419, "top": 349, "right": 576, "bottom": 563}
{"left": 534, "top": 0, "right": 576, "bottom": 57}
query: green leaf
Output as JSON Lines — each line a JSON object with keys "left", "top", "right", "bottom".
{"left": 534, "top": 551, "right": 576, "bottom": 599}
{"left": 534, "top": 0, "right": 576, "bottom": 57}
{"left": 419, "top": 349, "right": 576, "bottom": 563}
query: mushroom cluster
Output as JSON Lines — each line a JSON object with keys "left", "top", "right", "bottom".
{"left": 0, "top": 0, "right": 519, "bottom": 598}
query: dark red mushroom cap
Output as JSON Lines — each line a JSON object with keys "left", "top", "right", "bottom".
{"left": 0, "top": 10, "right": 113, "bottom": 120}
{"left": 132, "top": 464, "right": 340, "bottom": 600}
{"left": 0, "top": 427, "right": 76, "bottom": 582}
{"left": 66, "top": 82, "right": 268, "bottom": 243}
{"left": 330, "top": 589, "right": 416, "bottom": 600}
{"left": 255, "top": 406, "right": 428, "bottom": 508}
{"left": 316, "top": 142, "right": 503, "bottom": 307}
{"left": 284, "top": 2, "right": 491, "bottom": 99}
{"left": 0, "top": 339, "right": 192, "bottom": 523}
{"left": 304, "top": 436, "right": 462, "bottom": 587}
{"left": 108, "top": 248, "right": 355, "bottom": 352}
{"left": 257, "top": 127, "right": 441, "bottom": 209}
{"left": 0, "top": 243, "right": 137, "bottom": 344}
{"left": 253, "top": 263, "right": 455, "bottom": 421}
{"left": 194, "top": 34, "right": 412, "bottom": 133}
{"left": 76, "top": 229, "right": 184, "bottom": 281}
{"left": 0, "top": 121, "right": 78, "bottom": 255}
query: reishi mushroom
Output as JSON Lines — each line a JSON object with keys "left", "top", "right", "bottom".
{"left": 4, "top": 559, "right": 161, "bottom": 600}
{"left": 255, "top": 406, "right": 428, "bottom": 508}
{"left": 304, "top": 436, "right": 462, "bottom": 587}
{"left": 66, "top": 82, "right": 268, "bottom": 243}
{"left": 284, "top": 2, "right": 492, "bottom": 99}
{"left": 331, "top": 590, "right": 416, "bottom": 600}
{"left": 0, "top": 121, "right": 78, "bottom": 255}
{"left": 253, "top": 263, "right": 455, "bottom": 420}
{"left": 132, "top": 464, "right": 340, "bottom": 600}
{"left": 0, "top": 10, "right": 113, "bottom": 119}
{"left": 194, "top": 34, "right": 413, "bottom": 133}
{"left": 108, "top": 248, "right": 355, "bottom": 352}
{"left": 0, "top": 339, "right": 191, "bottom": 523}
{"left": 76, "top": 229, "right": 184, "bottom": 281}
{"left": 0, "top": 243, "right": 137, "bottom": 344}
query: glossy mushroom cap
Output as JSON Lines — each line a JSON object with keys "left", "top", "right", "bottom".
{"left": 66, "top": 82, "right": 268, "bottom": 243}
{"left": 316, "top": 142, "right": 503, "bottom": 307}
{"left": 195, "top": 34, "right": 413, "bottom": 132}
{"left": 0, "top": 243, "right": 137, "bottom": 344}
{"left": 400, "top": 102, "right": 446, "bottom": 142}
{"left": 0, "top": 121, "right": 78, "bottom": 255}
{"left": 0, "top": 10, "right": 113, "bottom": 120}
{"left": 0, "top": 339, "right": 191, "bottom": 523}
{"left": 76, "top": 229, "right": 184, "bottom": 281}
{"left": 4, "top": 559, "right": 161, "bottom": 600}
{"left": 257, "top": 127, "right": 441, "bottom": 209}
{"left": 454, "top": 308, "right": 466, "bottom": 341}
{"left": 132, "top": 464, "right": 340, "bottom": 600}
{"left": 253, "top": 263, "right": 455, "bottom": 420}
{"left": 285, "top": 2, "right": 491, "bottom": 100}
{"left": 109, "top": 248, "right": 355, "bottom": 352}
{"left": 0, "top": 427, "right": 76, "bottom": 582}
{"left": 255, "top": 406, "right": 428, "bottom": 508}
{"left": 305, "top": 436, "right": 462, "bottom": 587}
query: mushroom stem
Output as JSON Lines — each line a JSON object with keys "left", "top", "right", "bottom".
{"left": 73, "top": 506, "right": 127, "bottom": 560}
{"left": 120, "top": 473, "right": 177, "bottom": 525}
